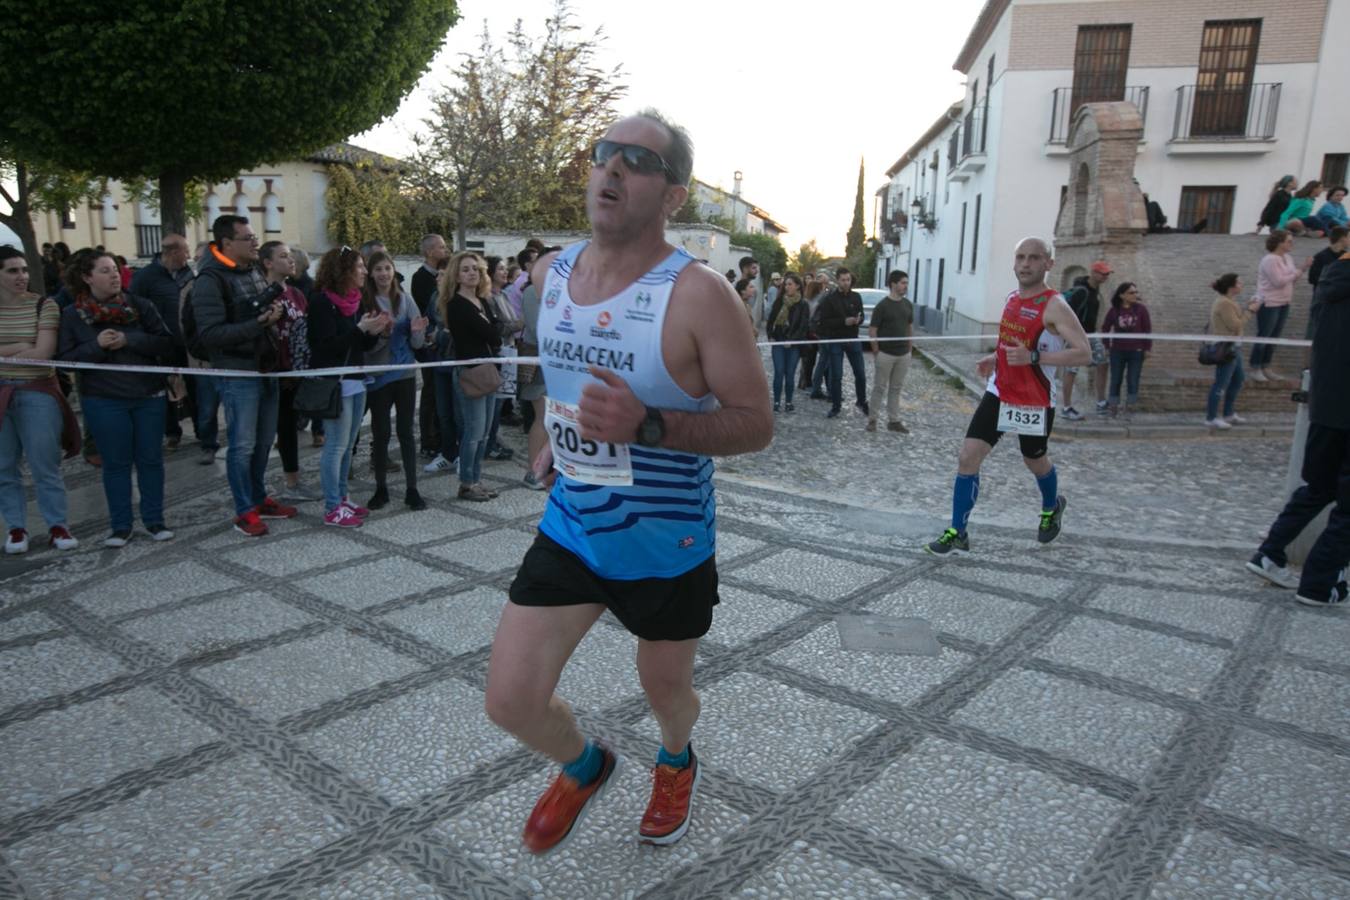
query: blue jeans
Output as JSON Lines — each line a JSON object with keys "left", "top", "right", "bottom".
{"left": 842, "top": 341, "right": 867, "bottom": 405}
{"left": 771, "top": 345, "right": 801, "bottom": 404}
{"left": 825, "top": 344, "right": 845, "bottom": 407}
{"left": 320, "top": 390, "right": 365, "bottom": 513}
{"left": 811, "top": 348, "right": 829, "bottom": 394}
{"left": 0, "top": 386, "right": 68, "bottom": 531}
{"left": 1208, "top": 355, "right": 1245, "bottom": 420}
{"left": 218, "top": 376, "right": 280, "bottom": 516}
{"left": 1108, "top": 350, "right": 1145, "bottom": 406}
{"left": 452, "top": 368, "right": 492, "bottom": 484}
{"left": 193, "top": 374, "right": 220, "bottom": 450}
{"left": 82, "top": 394, "right": 166, "bottom": 531}
{"left": 1251, "top": 305, "right": 1289, "bottom": 369}
{"left": 432, "top": 369, "right": 460, "bottom": 462}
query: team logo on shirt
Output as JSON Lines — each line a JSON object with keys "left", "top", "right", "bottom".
{"left": 544, "top": 287, "right": 561, "bottom": 308}
{"left": 554, "top": 304, "right": 575, "bottom": 334}
{"left": 597, "top": 311, "right": 612, "bottom": 327}
{"left": 625, "top": 290, "right": 657, "bottom": 323}
{"left": 677, "top": 536, "right": 695, "bottom": 549}
{"left": 589, "top": 309, "right": 622, "bottom": 340}
{"left": 1019, "top": 306, "right": 1040, "bottom": 321}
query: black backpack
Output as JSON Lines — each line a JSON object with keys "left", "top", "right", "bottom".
{"left": 179, "top": 270, "right": 227, "bottom": 361}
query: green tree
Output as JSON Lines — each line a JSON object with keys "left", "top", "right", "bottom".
{"left": 671, "top": 191, "right": 703, "bottom": 224}
{"left": 0, "top": 0, "right": 458, "bottom": 241}
{"left": 326, "top": 163, "right": 419, "bottom": 254}
{"left": 790, "top": 239, "right": 827, "bottom": 275}
{"left": 0, "top": 159, "right": 106, "bottom": 294}
{"left": 845, "top": 156, "right": 866, "bottom": 258}
{"left": 731, "top": 231, "right": 787, "bottom": 282}
{"left": 409, "top": 0, "right": 626, "bottom": 246}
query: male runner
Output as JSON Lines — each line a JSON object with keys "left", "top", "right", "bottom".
{"left": 484, "top": 110, "right": 772, "bottom": 853}
{"left": 926, "top": 237, "right": 1091, "bottom": 555}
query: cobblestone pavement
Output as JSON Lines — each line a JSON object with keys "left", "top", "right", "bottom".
{"left": 1, "top": 361, "right": 1346, "bottom": 899}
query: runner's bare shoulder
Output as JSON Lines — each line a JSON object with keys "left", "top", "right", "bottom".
{"left": 670, "top": 260, "right": 746, "bottom": 323}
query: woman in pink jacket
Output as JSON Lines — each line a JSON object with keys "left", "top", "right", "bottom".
{"left": 1249, "top": 229, "right": 1312, "bottom": 382}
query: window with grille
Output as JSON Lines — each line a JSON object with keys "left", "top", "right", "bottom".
{"left": 1177, "top": 186, "right": 1235, "bottom": 233}
{"left": 1071, "top": 25, "right": 1132, "bottom": 113}
{"left": 1192, "top": 19, "right": 1261, "bottom": 137}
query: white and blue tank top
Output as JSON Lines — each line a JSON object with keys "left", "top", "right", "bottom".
{"left": 536, "top": 242, "right": 718, "bottom": 580}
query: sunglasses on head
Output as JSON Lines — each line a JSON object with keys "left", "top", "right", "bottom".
{"left": 591, "top": 140, "right": 677, "bottom": 183}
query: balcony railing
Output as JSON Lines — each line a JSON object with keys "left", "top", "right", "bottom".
{"left": 1171, "top": 82, "right": 1280, "bottom": 141}
{"left": 961, "top": 108, "right": 986, "bottom": 159}
{"left": 1048, "top": 86, "right": 1149, "bottom": 143}
{"left": 947, "top": 128, "right": 961, "bottom": 170}
{"left": 135, "top": 224, "right": 162, "bottom": 258}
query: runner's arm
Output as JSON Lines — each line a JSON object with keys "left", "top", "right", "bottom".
{"left": 659, "top": 266, "right": 771, "bottom": 455}
{"left": 1040, "top": 296, "right": 1092, "bottom": 366}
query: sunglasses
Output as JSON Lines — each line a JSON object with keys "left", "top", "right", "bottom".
{"left": 591, "top": 140, "right": 677, "bottom": 183}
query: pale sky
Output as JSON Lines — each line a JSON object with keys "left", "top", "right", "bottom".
{"left": 354, "top": 0, "right": 988, "bottom": 258}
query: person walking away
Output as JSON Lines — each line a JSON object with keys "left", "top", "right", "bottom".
{"left": 1245, "top": 250, "right": 1350, "bottom": 606}
{"left": 1099, "top": 282, "right": 1152, "bottom": 418}
{"left": 1206, "top": 273, "right": 1260, "bottom": 429}
{"left": 57, "top": 251, "right": 176, "bottom": 546}
{"left": 866, "top": 269, "right": 914, "bottom": 433}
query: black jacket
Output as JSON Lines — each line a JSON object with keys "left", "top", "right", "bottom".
{"left": 1311, "top": 255, "right": 1350, "bottom": 430}
{"left": 129, "top": 257, "right": 191, "bottom": 339}
{"left": 817, "top": 289, "right": 863, "bottom": 339}
{"left": 1065, "top": 276, "right": 1101, "bottom": 332}
{"left": 1259, "top": 190, "right": 1293, "bottom": 230}
{"left": 57, "top": 294, "right": 176, "bottom": 399}
{"left": 194, "top": 246, "right": 273, "bottom": 370}
{"left": 766, "top": 296, "right": 810, "bottom": 342}
{"left": 307, "top": 292, "right": 378, "bottom": 382}
{"left": 411, "top": 265, "right": 439, "bottom": 315}
{"left": 445, "top": 293, "right": 501, "bottom": 361}
{"left": 1310, "top": 245, "right": 1343, "bottom": 288}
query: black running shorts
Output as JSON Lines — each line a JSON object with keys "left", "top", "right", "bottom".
{"left": 965, "top": 391, "right": 1055, "bottom": 459}
{"left": 509, "top": 533, "right": 719, "bottom": 642}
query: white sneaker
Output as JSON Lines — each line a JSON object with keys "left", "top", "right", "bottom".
{"left": 5, "top": 528, "right": 29, "bottom": 554}
{"left": 1249, "top": 369, "right": 1268, "bottom": 383}
{"left": 1206, "top": 418, "right": 1232, "bottom": 430}
{"left": 423, "top": 454, "right": 452, "bottom": 473}
{"left": 1246, "top": 553, "right": 1297, "bottom": 589}
{"left": 1224, "top": 414, "right": 1247, "bottom": 425}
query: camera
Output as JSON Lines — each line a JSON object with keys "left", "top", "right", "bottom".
{"left": 244, "top": 280, "right": 286, "bottom": 316}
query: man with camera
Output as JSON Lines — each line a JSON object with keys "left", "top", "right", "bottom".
{"left": 195, "top": 214, "right": 295, "bottom": 537}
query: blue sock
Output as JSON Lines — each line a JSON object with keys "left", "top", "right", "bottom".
{"left": 1036, "top": 466, "right": 1058, "bottom": 511}
{"left": 562, "top": 740, "right": 603, "bottom": 785}
{"left": 951, "top": 473, "right": 979, "bottom": 533}
{"left": 657, "top": 743, "right": 690, "bottom": 768}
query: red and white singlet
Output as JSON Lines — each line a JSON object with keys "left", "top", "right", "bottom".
{"left": 985, "top": 288, "right": 1066, "bottom": 408}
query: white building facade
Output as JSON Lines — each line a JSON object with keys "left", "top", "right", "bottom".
{"left": 877, "top": 0, "right": 1350, "bottom": 335}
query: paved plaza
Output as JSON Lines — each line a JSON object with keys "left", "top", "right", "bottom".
{"left": 1, "top": 356, "right": 1347, "bottom": 899}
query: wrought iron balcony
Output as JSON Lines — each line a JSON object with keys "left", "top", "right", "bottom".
{"left": 961, "top": 108, "right": 986, "bottom": 159}
{"left": 1171, "top": 82, "right": 1280, "bottom": 141}
{"left": 947, "top": 128, "right": 961, "bottom": 171}
{"left": 1048, "top": 86, "right": 1149, "bottom": 144}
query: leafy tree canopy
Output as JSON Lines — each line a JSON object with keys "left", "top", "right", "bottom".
{"left": 0, "top": 1, "right": 458, "bottom": 232}
{"left": 732, "top": 231, "right": 787, "bottom": 281}
{"left": 326, "top": 163, "right": 419, "bottom": 253}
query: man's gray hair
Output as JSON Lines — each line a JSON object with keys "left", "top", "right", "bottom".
{"left": 358, "top": 240, "right": 384, "bottom": 261}
{"left": 419, "top": 233, "right": 444, "bottom": 256}
{"left": 634, "top": 108, "right": 694, "bottom": 187}
{"left": 1016, "top": 236, "right": 1055, "bottom": 258}
{"left": 291, "top": 247, "right": 310, "bottom": 272}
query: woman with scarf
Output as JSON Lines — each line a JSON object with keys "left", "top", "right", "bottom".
{"left": 307, "top": 247, "right": 387, "bottom": 527}
{"left": 766, "top": 273, "right": 809, "bottom": 412}
{"left": 1, "top": 246, "right": 80, "bottom": 554}
{"left": 362, "top": 250, "right": 427, "bottom": 511}
{"left": 57, "top": 251, "right": 176, "bottom": 547}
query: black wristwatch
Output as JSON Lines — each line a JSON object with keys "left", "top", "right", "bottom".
{"left": 1029, "top": 348, "right": 1041, "bottom": 365}
{"left": 636, "top": 407, "right": 665, "bottom": 447}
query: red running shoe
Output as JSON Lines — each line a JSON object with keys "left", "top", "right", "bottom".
{"left": 340, "top": 497, "right": 369, "bottom": 517}
{"left": 639, "top": 745, "right": 700, "bottom": 845}
{"left": 233, "top": 510, "right": 269, "bottom": 537}
{"left": 522, "top": 743, "right": 619, "bottom": 855}
{"left": 257, "top": 497, "right": 298, "bottom": 519}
